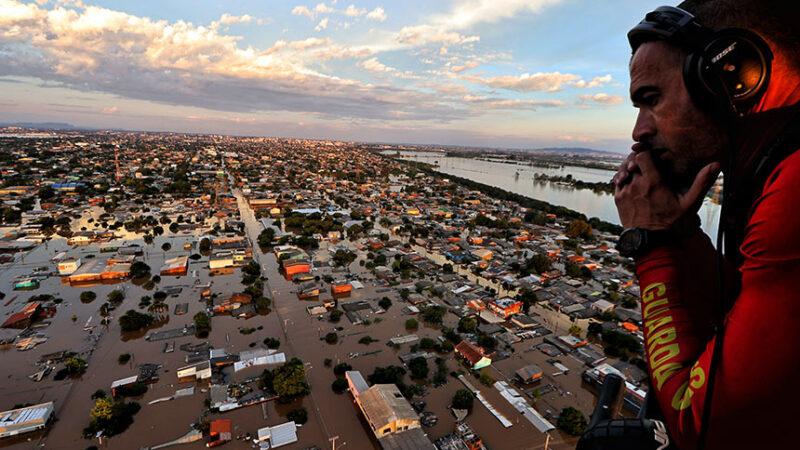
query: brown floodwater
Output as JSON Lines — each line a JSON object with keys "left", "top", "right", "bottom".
{"left": 0, "top": 194, "right": 595, "bottom": 450}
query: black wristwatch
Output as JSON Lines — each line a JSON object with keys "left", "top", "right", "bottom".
{"left": 616, "top": 228, "right": 676, "bottom": 258}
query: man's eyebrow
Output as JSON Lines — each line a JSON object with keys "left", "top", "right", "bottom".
{"left": 631, "top": 85, "right": 658, "bottom": 103}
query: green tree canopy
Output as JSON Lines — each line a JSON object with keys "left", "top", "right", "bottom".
{"left": 272, "top": 358, "right": 311, "bottom": 401}
{"left": 557, "top": 407, "right": 588, "bottom": 436}
{"left": 452, "top": 389, "right": 475, "bottom": 410}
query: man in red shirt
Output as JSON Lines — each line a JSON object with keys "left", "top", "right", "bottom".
{"left": 613, "top": 1, "right": 800, "bottom": 449}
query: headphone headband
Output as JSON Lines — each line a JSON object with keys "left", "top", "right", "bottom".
{"left": 628, "top": 6, "right": 713, "bottom": 53}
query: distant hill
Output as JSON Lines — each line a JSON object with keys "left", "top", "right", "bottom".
{"left": 529, "top": 147, "right": 620, "bottom": 156}
{"left": 0, "top": 122, "right": 82, "bottom": 130}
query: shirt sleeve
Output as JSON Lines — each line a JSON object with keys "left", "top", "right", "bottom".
{"left": 634, "top": 152, "right": 800, "bottom": 449}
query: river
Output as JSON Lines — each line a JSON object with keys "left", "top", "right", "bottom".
{"left": 391, "top": 151, "right": 722, "bottom": 243}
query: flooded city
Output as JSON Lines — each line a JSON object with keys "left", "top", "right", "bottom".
{"left": 1, "top": 132, "right": 650, "bottom": 450}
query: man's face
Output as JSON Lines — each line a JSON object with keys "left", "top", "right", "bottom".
{"left": 629, "top": 40, "right": 728, "bottom": 192}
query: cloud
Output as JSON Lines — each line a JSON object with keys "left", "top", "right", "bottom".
{"left": 358, "top": 57, "right": 394, "bottom": 73}
{"left": 101, "top": 106, "right": 118, "bottom": 114}
{"left": 451, "top": 61, "right": 480, "bottom": 73}
{"left": 292, "top": 2, "right": 337, "bottom": 20}
{"left": 396, "top": 24, "right": 479, "bottom": 47}
{"left": 289, "top": 37, "right": 332, "bottom": 50}
{"left": 463, "top": 72, "right": 581, "bottom": 93}
{"left": 573, "top": 74, "right": 612, "bottom": 88}
{"left": 417, "top": 81, "right": 469, "bottom": 96}
{"left": 310, "top": 44, "right": 373, "bottom": 60}
{"left": 343, "top": 5, "right": 366, "bottom": 17}
{"left": 315, "top": 17, "right": 328, "bottom": 31}
{"left": 366, "top": 7, "right": 386, "bottom": 22}
{"left": 219, "top": 13, "right": 253, "bottom": 24}
{"left": 0, "top": 1, "right": 465, "bottom": 122}
{"left": 314, "top": 2, "right": 335, "bottom": 16}
{"left": 557, "top": 135, "right": 596, "bottom": 143}
{"left": 433, "top": 0, "right": 563, "bottom": 30}
{"left": 464, "top": 95, "right": 566, "bottom": 111}
{"left": 291, "top": 6, "right": 313, "bottom": 19}
{"left": 579, "top": 93, "right": 623, "bottom": 105}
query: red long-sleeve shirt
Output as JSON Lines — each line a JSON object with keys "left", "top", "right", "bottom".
{"left": 635, "top": 147, "right": 800, "bottom": 449}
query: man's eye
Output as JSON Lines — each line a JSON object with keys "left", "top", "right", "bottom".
{"left": 642, "top": 95, "right": 658, "bottom": 106}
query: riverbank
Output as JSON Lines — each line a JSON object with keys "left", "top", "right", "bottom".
{"left": 396, "top": 158, "right": 623, "bottom": 236}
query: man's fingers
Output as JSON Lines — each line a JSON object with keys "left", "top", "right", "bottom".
{"left": 635, "top": 151, "right": 662, "bottom": 182}
{"left": 614, "top": 153, "right": 639, "bottom": 188}
{"left": 680, "top": 162, "right": 721, "bottom": 211}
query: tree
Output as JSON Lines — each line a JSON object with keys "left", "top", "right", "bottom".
{"left": 517, "top": 288, "right": 537, "bottom": 314}
{"left": 38, "top": 185, "right": 55, "bottom": 200}
{"left": 378, "top": 297, "right": 392, "bottom": 310}
{"left": 526, "top": 254, "right": 552, "bottom": 274}
{"left": 458, "top": 317, "right": 477, "bottom": 333}
{"left": 557, "top": 407, "right": 588, "bottom": 436}
{"left": 66, "top": 356, "right": 87, "bottom": 374}
{"left": 421, "top": 306, "right": 445, "bottom": 324}
{"left": 565, "top": 262, "right": 584, "bottom": 278}
{"left": 90, "top": 397, "right": 114, "bottom": 421}
{"left": 332, "top": 249, "right": 357, "bottom": 267}
{"left": 333, "top": 362, "right": 352, "bottom": 375}
{"left": 130, "top": 261, "right": 151, "bottom": 279}
{"left": 118, "top": 353, "right": 131, "bottom": 364}
{"left": 258, "top": 228, "right": 275, "bottom": 246}
{"left": 452, "top": 389, "right": 474, "bottom": 410}
{"left": 477, "top": 334, "right": 498, "bottom": 351}
{"left": 287, "top": 408, "right": 308, "bottom": 424}
{"left": 80, "top": 291, "right": 97, "bottom": 303}
{"left": 272, "top": 358, "right": 311, "bottom": 402}
{"left": 587, "top": 322, "right": 603, "bottom": 335}
{"left": 368, "top": 366, "right": 406, "bottom": 386}
{"left": 419, "top": 337, "right": 437, "bottom": 350}
{"left": 331, "top": 378, "right": 349, "bottom": 394}
{"left": 108, "top": 290, "right": 125, "bottom": 304}
{"left": 161, "top": 242, "right": 171, "bottom": 252}
{"left": 568, "top": 324, "right": 584, "bottom": 336}
{"left": 193, "top": 311, "right": 211, "bottom": 329}
{"left": 408, "top": 357, "right": 429, "bottom": 379}
{"left": 405, "top": 318, "right": 419, "bottom": 330}
{"left": 119, "top": 310, "right": 154, "bottom": 331}
{"left": 199, "top": 237, "right": 211, "bottom": 251}
{"left": 325, "top": 332, "right": 338, "bottom": 344}
{"left": 566, "top": 219, "right": 593, "bottom": 240}
{"left": 329, "top": 309, "right": 343, "bottom": 322}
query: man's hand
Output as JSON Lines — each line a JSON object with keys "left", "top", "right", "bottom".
{"left": 612, "top": 152, "right": 640, "bottom": 189}
{"left": 614, "top": 150, "right": 720, "bottom": 230}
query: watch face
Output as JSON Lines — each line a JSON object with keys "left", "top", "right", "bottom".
{"left": 618, "top": 228, "right": 643, "bottom": 256}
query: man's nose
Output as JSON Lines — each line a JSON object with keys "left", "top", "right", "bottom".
{"left": 632, "top": 109, "right": 655, "bottom": 144}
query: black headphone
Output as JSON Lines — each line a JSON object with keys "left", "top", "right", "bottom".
{"left": 628, "top": 6, "right": 773, "bottom": 117}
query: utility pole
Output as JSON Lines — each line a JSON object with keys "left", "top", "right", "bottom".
{"left": 544, "top": 433, "right": 551, "bottom": 450}
{"left": 329, "top": 435, "right": 339, "bottom": 450}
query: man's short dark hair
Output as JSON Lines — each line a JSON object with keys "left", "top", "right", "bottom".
{"left": 678, "top": 0, "right": 800, "bottom": 71}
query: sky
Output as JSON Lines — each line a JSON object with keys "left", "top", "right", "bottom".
{"left": 0, "top": 0, "right": 668, "bottom": 152}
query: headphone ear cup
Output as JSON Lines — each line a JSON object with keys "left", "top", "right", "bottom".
{"left": 683, "top": 28, "right": 772, "bottom": 114}
{"left": 682, "top": 50, "right": 714, "bottom": 108}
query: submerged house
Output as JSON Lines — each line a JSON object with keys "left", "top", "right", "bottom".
{"left": 0, "top": 402, "right": 54, "bottom": 439}
{"left": 455, "top": 340, "right": 492, "bottom": 370}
